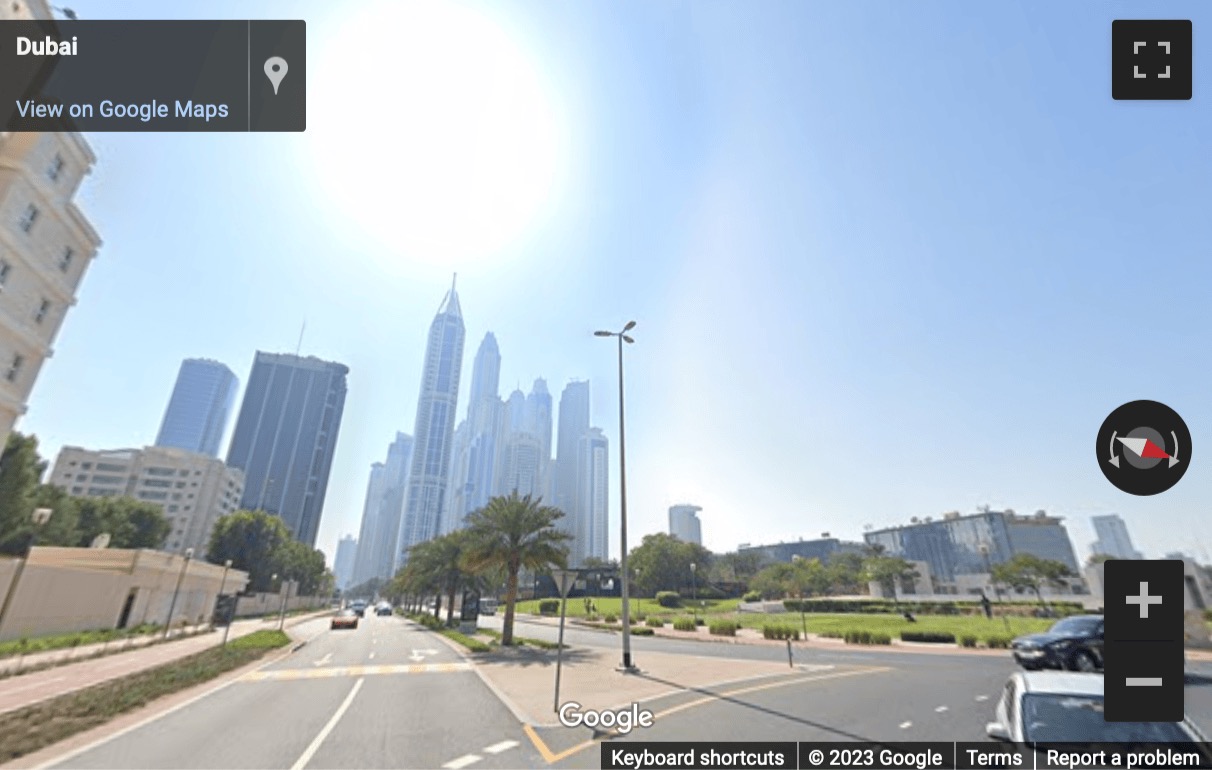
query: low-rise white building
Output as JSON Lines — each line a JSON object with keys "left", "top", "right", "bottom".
{"left": 50, "top": 446, "right": 245, "bottom": 555}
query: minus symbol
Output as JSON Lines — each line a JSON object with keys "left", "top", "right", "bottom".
{"left": 1126, "top": 677, "right": 1163, "bottom": 686}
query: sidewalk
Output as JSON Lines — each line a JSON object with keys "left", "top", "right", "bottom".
{"left": 0, "top": 623, "right": 213, "bottom": 676}
{"left": 0, "top": 610, "right": 329, "bottom": 716}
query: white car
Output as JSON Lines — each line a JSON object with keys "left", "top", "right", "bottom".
{"left": 987, "top": 671, "right": 1209, "bottom": 744}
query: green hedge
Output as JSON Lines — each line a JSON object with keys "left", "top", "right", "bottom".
{"left": 985, "top": 635, "right": 1012, "bottom": 649}
{"left": 656, "top": 591, "right": 681, "bottom": 608}
{"left": 673, "top": 618, "right": 697, "bottom": 632}
{"left": 646, "top": 617, "right": 665, "bottom": 628}
{"left": 783, "top": 598, "right": 1087, "bottom": 617}
{"left": 844, "top": 630, "right": 892, "bottom": 645}
{"left": 743, "top": 591, "right": 762, "bottom": 602}
{"left": 604, "top": 614, "right": 618, "bottom": 623}
{"left": 900, "top": 631, "right": 956, "bottom": 644}
{"left": 631, "top": 627, "right": 654, "bottom": 636}
{"left": 763, "top": 626, "right": 800, "bottom": 640}
{"left": 709, "top": 620, "right": 738, "bottom": 637}
{"left": 538, "top": 599, "right": 560, "bottom": 615}
{"left": 959, "top": 635, "right": 978, "bottom": 648}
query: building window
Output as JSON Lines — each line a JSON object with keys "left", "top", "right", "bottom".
{"left": 5, "top": 354, "right": 23, "bottom": 383}
{"left": 71, "top": 486, "right": 83, "bottom": 494}
{"left": 95, "top": 463, "right": 127, "bottom": 472}
{"left": 81, "top": 462, "right": 92, "bottom": 469}
{"left": 175, "top": 481, "right": 185, "bottom": 488}
{"left": 34, "top": 299, "right": 50, "bottom": 324}
{"left": 47, "top": 154, "right": 64, "bottom": 182}
{"left": 18, "top": 204, "right": 38, "bottom": 233}
{"left": 0, "top": 260, "right": 10, "bottom": 287}
{"left": 58, "top": 247, "right": 74, "bottom": 272}
{"left": 75, "top": 473, "right": 87, "bottom": 480}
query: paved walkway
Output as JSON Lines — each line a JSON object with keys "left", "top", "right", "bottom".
{"left": 0, "top": 623, "right": 214, "bottom": 676}
{"left": 0, "top": 611, "right": 329, "bottom": 716}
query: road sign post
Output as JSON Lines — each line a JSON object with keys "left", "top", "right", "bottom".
{"left": 552, "top": 569, "right": 579, "bottom": 712}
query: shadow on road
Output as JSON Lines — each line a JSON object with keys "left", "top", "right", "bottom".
{"left": 476, "top": 647, "right": 596, "bottom": 668}
{"left": 621, "top": 670, "right": 883, "bottom": 743}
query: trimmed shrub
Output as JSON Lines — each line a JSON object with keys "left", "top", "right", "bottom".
{"left": 783, "top": 599, "right": 803, "bottom": 612}
{"left": 631, "top": 627, "right": 655, "bottom": 636}
{"left": 673, "top": 617, "right": 697, "bottom": 632}
{"left": 900, "top": 631, "right": 956, "bottom": 644}
{"left": 1204, "top": 609, "right": 1212, "bottom": 622}
{"left": 604, "top": 614, "right": 618, "bottom": 623}
{"left": 538, "top": 599, "right": 560, "bottom": 615}
{"left": 695, "top": 617, "right": 706, "bottom": 626}
{"left": 631, "top": 615, "right": 645, "bottom": 624}
{"left": 656, "top": 591, "right": 682, "bottom": 608}
{"left": 843, "top": 630, "right": 892, "bottom": 645}
{"left": 646, "top": 617, "right": 664, "bottom": 628}
{"left": 763, "top": 626, "right": 801, "bottom": 641}
{"left": 743, "top": 591, "right": 762, "bottom": 602}
{"left": 959, "top": 635, "right": 978, "bottom": 648}
{"left": 985, "top": 636, "right": 1012, "bottom": 649}
{"left": 709, "top": 620, "right": 738, "bottom": 637}
{"left": 819, "top": 631, "right": 843, "bottom": 638}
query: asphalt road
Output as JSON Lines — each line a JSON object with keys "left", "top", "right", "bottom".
{"left": 47, "top": 613, "right": 543, "bottom": 770}
{"left": 34, "top": 612, "right": 1212, "bottom": 769}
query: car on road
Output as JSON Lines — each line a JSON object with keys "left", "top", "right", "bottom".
{"left": 1010, "top": 614, "right": 1103, "bottom": 672}
{"left": 987, "top": 671, "right": 1209, "bottom": 744}
{"left": 350, "top": 601, "right": 367, "bottom": 617}
{"left": 375, "top": 603, "right": 392, "bottom": 616}
{"left": 331, "top": 609, "right": 359, "bottom": 630}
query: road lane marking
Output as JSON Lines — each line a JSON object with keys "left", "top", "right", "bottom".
{"left": 483, "top": 740, "right": 518, "bottom": 754}
{"left": 975, "top": 695, "right": 989, "bottom": 702}
{"left": 934, "top": 706, "right": 948, "bottom": 713}
{"left": 242, "top": 662, "right": 473, "bottom": 681}
{"left": 290, "top": 677, "right": 364, "bottom": 770}
{"left": 899, "top": 721, "right": 912, "bottom": 729}
{"left": 523, "top": 666, "right": 891, "bottom": 764}
{"left": 313, "top": 653, "right": 333, "bottom": 667}
{"left": 442, "top": 754, "right": 482, "bottom": 769}
{"left": 368, "top": 652, "right": 376, "bottom": 660}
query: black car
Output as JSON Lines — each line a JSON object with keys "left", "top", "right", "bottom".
{"left": 1011, "top": 614, "right": 1104, "bottom": 672}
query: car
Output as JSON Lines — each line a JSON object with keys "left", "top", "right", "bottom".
{"left": 331, "top": 609, "right": 359, "bottom": 630}
{"left": 987, "top": 671, "right": 1210, "bottom": 744}
{"left": 1011, "top": 614, "right": 1104, "bottom": 672}
{"left": 350, "top": 601, "right": 367, "bottom": 617}
{"left": 480, "top": 598, "right": 497, "bottom": 616}
{"left": 375, "top": 604, "right": 392, "bottom": 616}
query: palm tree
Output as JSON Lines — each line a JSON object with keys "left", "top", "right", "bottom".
{"left": 410, "top": 530, "right": 478, "bottom": 626}
{"left": 462, "top": 492, "right": 571, "bottom": 645}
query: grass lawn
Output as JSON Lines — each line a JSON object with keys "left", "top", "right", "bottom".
{"left": 735, "top": 611, "right": 1052, "bottom": 640}
{"left": 513, "top": 597, "right": 739, "bottom": 618}
{"left": 0, "top": 624, "right": 164, "bottom": 660}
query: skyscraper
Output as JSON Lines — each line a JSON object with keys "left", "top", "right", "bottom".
{"left": 669, "top": 504, "right": 703, "bottom": 545}
{"left": 226, "top": 352, "right": 349, "bottom": 547}
{"left": 1090, "top": 514, "right": 1143, "bottom": 560}
{"left": 526, "top": 378, "right": 553, "bottom": 472}
{"left": 398, "top": 278, "right": 465, "bottom": 558}
{"left": 352, "top": 462, "right": 386, "bottom": 586}
{"left": 378, "top": 432, "right": 413, "bottom": 574}
{"left": 447, "top": 333, "right": 506, "bottom": 530}
{"left": 578, "top": 428, "right": 610, "bottom": 563}
{"left": 333, "top": 535, "right": 357, "bottom": 590}
{"left": 155, "top": 359, "right": 238, "bottom": 457}
{"left": 553, "top": 380, "right": 591, "bottom": 518}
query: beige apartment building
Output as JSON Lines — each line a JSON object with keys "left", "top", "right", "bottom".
{"left": 0, "top": 0, "right": 102, "bottom": 446}
{"left": 50, "top": 446, "right": 245, "bottom": 555}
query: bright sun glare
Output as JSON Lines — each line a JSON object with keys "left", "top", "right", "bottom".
{"left": 310, "top": 1, "right": 567, "bottom": 272}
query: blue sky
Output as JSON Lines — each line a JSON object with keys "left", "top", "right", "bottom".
{"left": 22, "top": 0, "right": 1212, "bottom": 566}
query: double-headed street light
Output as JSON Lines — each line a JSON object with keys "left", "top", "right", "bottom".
{"left": 595, "top": 321, "right": 637, "bottom": 672}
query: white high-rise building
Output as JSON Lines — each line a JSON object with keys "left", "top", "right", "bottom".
{"left": 351, "top": 462, "right": 386, "bottom": 586}
{"left": 0, "top": 37, "right": 102, "bottom": 448}
{"left": 49, "top": 445, "right": 244, "bottom": 555}
{"left": 500, "top": 433, "right": 543, "bottom": 499}
{"left": 669, "top": 504, "right": 703, "bottom": 546}
{"left": 333, "top": 535, "right": 357, "bottom": 590}
{"left": 577, "top": 428, "right": 609, "bottom": 564}
{"left": 1090, "top": 514, "right": 1143, "bottom": 560}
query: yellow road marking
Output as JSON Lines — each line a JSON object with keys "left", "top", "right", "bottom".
{"left": 522, "top": 666, "right": 890, "bottom": 765}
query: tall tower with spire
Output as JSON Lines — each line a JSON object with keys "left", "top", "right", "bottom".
{"left": 396, "top": 276, "right": 466, "bottom": 568}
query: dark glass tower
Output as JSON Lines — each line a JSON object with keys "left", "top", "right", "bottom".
{"left": 226, "top": 352, "right": 349, "bottom": 546}
{"left": 155, "top": 358, "right": 238, "bottom": 457}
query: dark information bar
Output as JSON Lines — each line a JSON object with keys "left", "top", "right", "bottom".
{"left": 0, "top": 20, "right": 305, "bottom": 132}
{"left": 600, "top": 743, "right": 1212, "bottom": 770}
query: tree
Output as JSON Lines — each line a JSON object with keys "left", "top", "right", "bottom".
{"left": 408, "top": 530, "right": 476, "bottom": 626}
{"left": 73, "top": 496, "right": 170, "bottom": 550}
{"left": 273, "top": 539, "right": 329, "bottom": 596}
{"left": 825, "top": 552, "right": 865, "bottom": 595}
{"left": 627, "top": 533, "right": 712, "bottom": 596}
{"left": 749, "top": 562, "right": 795, "bottom": 600}
{"left": 0, "top": 432, "right": 46, "bottom": 555}
{"left": 862, "top": 555, "right": 919, "bottom": 605}
{"left": 207, "top": 510, "right": 292, "bottom": 592}
{"left": 992, "top": 554, "right": 1074, "bottom": 606}
{"left": 462, "top": 492, "right": 571, "bottom": 645}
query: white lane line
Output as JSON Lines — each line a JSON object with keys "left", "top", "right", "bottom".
{"left": 935, "top": 706, "right": 948, "bottom": 713}
{"left": 975, "top": 695, "right": 989, "bottom": 702}
{"left": 289, "top": 677, "right": 364, "bottom": 770}
{"left": 899, "top": 721, "right": 912, "bottom": 729}
{"left": 313, "top": 652, "right": 333, "bottom": 667}
{"left": 483, "top": 740, "right": 519, "bottom": 754}
{"left": 442, "top": 754, "right": 482, "bottom": 769}
{"left": 368, "top": 652, "right": 376, "bottom": 660}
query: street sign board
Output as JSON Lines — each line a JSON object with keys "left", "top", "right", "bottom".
{"left": 461, "top": 590, "right": 480, "bottom": 622}
{"left": 552, "top": 569, "right": 579, "bottom": 598}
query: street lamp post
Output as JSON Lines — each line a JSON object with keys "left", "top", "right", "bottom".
{"left": 278, "top": 580, "right": 292, "bottom": 631}
{"left": 595, "top": 321, "right": 637, "bottom": 672}
{"left": 220, "top": 559, "right": 235, "bottom": 646}
{"left": 0, "top": 508, "right": 53, "bottom": 639}
{"left": 689, "top": 562, "right": 697, "bottom": 620}
{"left": 164, "top": 547, "right": 194, "bottom": 639}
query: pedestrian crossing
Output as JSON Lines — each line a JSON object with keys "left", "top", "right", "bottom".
{"left": 242, "top": 662, "right": 473, "bottom": 682}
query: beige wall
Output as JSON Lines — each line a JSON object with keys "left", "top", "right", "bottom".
{"left": 0, "top": 547, "right": 249, "bottom": 642}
